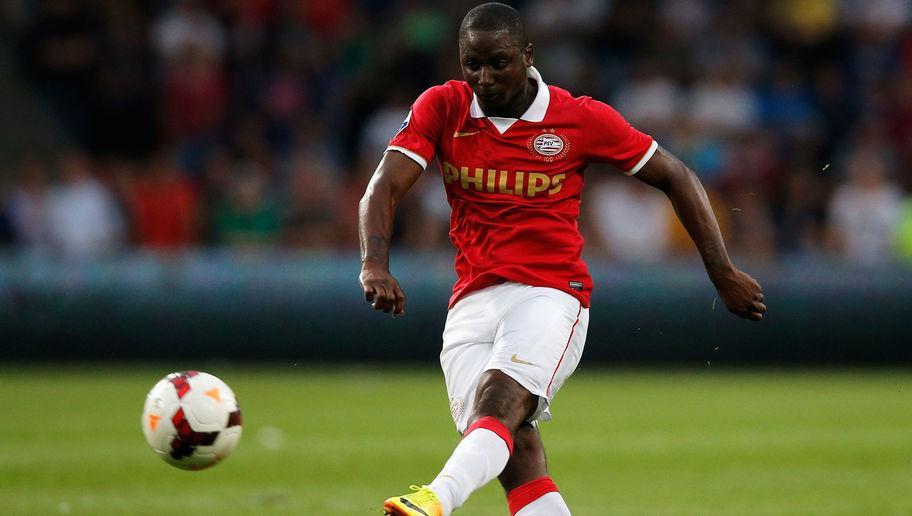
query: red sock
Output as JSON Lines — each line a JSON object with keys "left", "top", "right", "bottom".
{"left": 507, "top": 476, "right": 559, "bottom": 515}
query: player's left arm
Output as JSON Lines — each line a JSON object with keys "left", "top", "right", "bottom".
{"left": 635, "top": 146, "right": 766, "bottom": 321}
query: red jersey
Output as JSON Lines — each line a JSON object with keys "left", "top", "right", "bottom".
{"left": 388, "top": 67, "right": 656, "bottom": 308}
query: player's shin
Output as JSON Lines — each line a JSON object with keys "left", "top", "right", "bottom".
{"left": 428, "top": 416, "right": 514, "bottom": 514}
{"left": 507, "top": 476, "right": 570, "bottom": 516}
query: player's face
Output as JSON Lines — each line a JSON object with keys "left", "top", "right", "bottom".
{"left": 459, "top": 30, "right": 534, "bottom": 118}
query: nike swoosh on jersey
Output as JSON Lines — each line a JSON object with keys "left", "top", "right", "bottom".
{"left": 453, "top": 130, "right": 480, "bottom": 138}
{"left": 510, "top": 354, "right": 537, "bottom": 367}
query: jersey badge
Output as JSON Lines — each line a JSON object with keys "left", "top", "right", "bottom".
{"left": 396, "top": 110, "right": 412, "bottom": 134}
{"left": 528, "top": 129, "right": 570, "bottom": 162}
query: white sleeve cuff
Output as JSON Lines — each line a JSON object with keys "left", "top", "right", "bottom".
{"left": 386, "top": 146, "right": 428, "bottom": 170}
{"left": 626, "top": 140, "right": 658, "bottom": 176}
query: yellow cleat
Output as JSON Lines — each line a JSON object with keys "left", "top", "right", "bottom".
{"left": 383, "top": 485, "right": 443, "bottom": 516}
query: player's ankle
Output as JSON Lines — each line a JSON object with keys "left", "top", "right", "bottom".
{"left": 426, "top": 481, "right": 454, "bottom": 516}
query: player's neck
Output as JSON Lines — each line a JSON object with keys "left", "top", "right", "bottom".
{"left": 486, "top": 78, "right": 537, "bottom": 119}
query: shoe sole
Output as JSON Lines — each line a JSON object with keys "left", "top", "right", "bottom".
{"left": 383, "top": 500, "right": 428, "bottom": 516}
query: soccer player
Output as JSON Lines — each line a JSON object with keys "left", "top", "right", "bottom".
{"left": 359, "top": 4, "right": 766, "bottom": 515}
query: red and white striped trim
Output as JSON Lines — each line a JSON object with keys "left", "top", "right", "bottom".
{"left": 464, "top": 415, "right": 514, "bottom": 455}
{"left": 507, "top": 476, "right": 560, "bottom": 515}
{"left": 546, "top": 305, "right": 582, "bottom": 397}
{"left": 626, "top": 139, "right": 658, "bottom": 175}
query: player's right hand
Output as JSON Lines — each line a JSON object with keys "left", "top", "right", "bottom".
{"left": 359, "top": 265, "right": 406, "bottom": 317}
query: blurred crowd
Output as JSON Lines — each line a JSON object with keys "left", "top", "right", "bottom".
{"left": 0, "top": 0, "right": 911, "bottom": 265}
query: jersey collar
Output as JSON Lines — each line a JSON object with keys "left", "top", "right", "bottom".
{"left": 469, "top": 66, "right": 550, "bottom": 124}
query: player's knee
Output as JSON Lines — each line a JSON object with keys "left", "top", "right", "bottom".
{"left": 473, "top": 371, "right": 536, "bottom": 430}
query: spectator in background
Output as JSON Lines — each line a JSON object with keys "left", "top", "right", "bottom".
{"left": 154, "top": 0, "right": 227, "bottom": 173}
{"left": 778, "top": 163, "right": 828, "bottom": 257}
{"left": 88, "top": 0, "right": 157, "bottom": 158}
{"left": 46, "top": 150, "right": 125, "bottom": 257}
{"left": 715, "top": 133, "right": 779, "bottom": 262}
{"left": 212, "top": 161, "right": 279, "bottom": 248}
{"left": 5, "top": 155, "right": 52, "bottom": 252}
{"left": 152, "top": 0, "right": 226, "bottom": 64}
{"left": 4, "top": 0, "right": 911, "bottom": 263}
{"left": 0, "top": 210, "right": 11, "bottom": 246}
{"left": 358, "top": 88, "right": 412, "bottom": 165}
{"left": 812, "top": 61, "right": 855, "bottom": 163}
{"left": 259, "top": 52, "right": 311, "bottom": 157}
{"left": 281, "top": 153, "right": 340, "bottom": 249}
{"left": 397, "top": 173, "right": 450, "bottom": 251}
{"left": 198, "top": 147, "right": 232, "bottom": 242}
{"left": 161, "top": 46, "right": 226, "bottom": 159}
{"left": 688, "top": 63, "right": 758, "bottom": 136}
{"left": 724, "top": 188, "right": 777, "bottom": 262}
{"left": 586, "top": 175, "right": 673, "bottom": 263}
{"left": 228, "top": 113, "right": 274, "bottom": 174}
{"left": 612, "top": 60, "right": 681, "bottom": 139}
{"left": 827, "top": 145, "right": 903, "bottom": 265}
{"left": 659, "top": 0, "right": 711, "bottom": 42}
{"left": 758, "top": 62, "right": 820, "bottom": 143}
{"left": 526, "top": 0, "right": 611, "bottom": 93}
{"left": 886, "top": 70, "right": 912, "bottom": 192}
{"left": 124, "top": 153, "right": 200, "bottom": 251}
{"left": 18, "top": 0, "right": 99, "bottom": 143}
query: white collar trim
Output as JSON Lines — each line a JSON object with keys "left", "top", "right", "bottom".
{"left": 469, "top": 66, "right": 550, "bottom": 125}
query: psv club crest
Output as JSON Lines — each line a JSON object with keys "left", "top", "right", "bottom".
{"left": 528, "top": 129, "right": 569, "bottom": 162}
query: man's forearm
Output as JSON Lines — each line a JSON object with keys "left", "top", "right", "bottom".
{"left": 663, "top": 164, "right": 734, "bottom": 279}
{"left": 359, "top": 179, "right": 395, "bottom": 269}
{"left": 358, "top": 151, "right": 425, "bottom": 270}
{"left": 637, "top": 147, "right": 764, "bottom": 319}
{"left": 361, "top": 234, "right": 390, "bottom": 266}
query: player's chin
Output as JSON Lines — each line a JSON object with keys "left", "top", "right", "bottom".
{"left": 477, "top": 92, "right": 504, "bottom": 108}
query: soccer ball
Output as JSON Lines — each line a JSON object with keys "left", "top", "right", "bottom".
{"left": 141, "top": 371, "right": 242, "bottom": 470}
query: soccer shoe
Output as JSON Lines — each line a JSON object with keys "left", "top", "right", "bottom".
{"left": 383, "top": 485, "right": 443, "bottom": 516}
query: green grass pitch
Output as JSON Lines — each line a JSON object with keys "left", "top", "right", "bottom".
{"left": 1, "top": 365, "right": 911, "bottom": 515}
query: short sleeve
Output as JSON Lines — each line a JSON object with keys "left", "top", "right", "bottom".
{"left": 582, "top": 98, "right": 657, "bottom": 175}
{"left": 387, "top": 85, "right": 450, "bottom": 170}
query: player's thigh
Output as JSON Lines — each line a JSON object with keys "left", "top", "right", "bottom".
{"left": 440, "top": 288, "right": 500, "bottom": 433}
{"left": 441, "top": 340, "right": 492, "bottom": 433}
{"left": 486, "top": 287, "right": 589, "bottom": 415}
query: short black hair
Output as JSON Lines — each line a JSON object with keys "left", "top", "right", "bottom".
{"left": 459, "top": 2, "right": 527, "bottom": 48}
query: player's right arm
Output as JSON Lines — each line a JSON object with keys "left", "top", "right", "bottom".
{"left": 359, "top": 85, "right": 448, "bottom": 316}
{"left": 359, "top": 151, "right": 424, "bottom": 316}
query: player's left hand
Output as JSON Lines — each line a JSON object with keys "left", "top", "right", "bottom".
{"left": 710, "top": 267, "right": 766, "bottom": 321}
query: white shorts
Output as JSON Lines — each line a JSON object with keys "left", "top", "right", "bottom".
{"left": 440, "top": 282, "right": 589, "bottom": 433}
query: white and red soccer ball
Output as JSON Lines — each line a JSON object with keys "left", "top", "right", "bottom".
{"left": 141, "top": 371, "right": 242, "bottom": 470}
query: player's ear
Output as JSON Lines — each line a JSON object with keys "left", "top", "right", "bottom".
{"left": 524, "top": 43, "right": 534, "bottom": 67}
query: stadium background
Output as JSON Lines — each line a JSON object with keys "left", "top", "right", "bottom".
{"left": 1, "top": 1, "right": 911, "bottom": 514}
